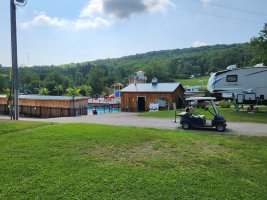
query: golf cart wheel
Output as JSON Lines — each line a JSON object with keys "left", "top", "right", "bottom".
{"left": 182, "top": 122, "right": 190, "bottom": 130}
{"left": 216, "top": 123, "right": 225, "bottom": 132}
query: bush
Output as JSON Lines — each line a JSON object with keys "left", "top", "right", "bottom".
{"left": 219, "top": 100, "right": 231, "bottom": 108}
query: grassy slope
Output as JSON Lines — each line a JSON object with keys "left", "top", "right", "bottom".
{"left": 176, "top": 76, "right": 210, "bottom": 89}
{"left": 0, "top": 122, "right": 266, "bottom": 199}
{"left": 139, "top": 107, "right": 267, "bottom": 123}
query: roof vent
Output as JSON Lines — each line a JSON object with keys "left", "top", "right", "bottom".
{"left": 226, "top": 64, "right": 237, "bottom": 70}
{"left": 151, "top": 77, "right": 158, "bottom": 86}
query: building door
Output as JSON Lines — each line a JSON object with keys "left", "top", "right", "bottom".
{"left": 138, "top": 97, "right": 146, "bottom": 112}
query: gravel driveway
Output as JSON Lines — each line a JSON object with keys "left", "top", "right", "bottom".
{"left": 15, "top": 112, "right": 267, "bottom": 136}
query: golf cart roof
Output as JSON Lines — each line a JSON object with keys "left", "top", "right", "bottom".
{"left": 186, "top": 97, "right": 216, "bottom": 101}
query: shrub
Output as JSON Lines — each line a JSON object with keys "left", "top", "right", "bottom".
{"left": 219, "top": 100, "right": 231, "bottom": 108}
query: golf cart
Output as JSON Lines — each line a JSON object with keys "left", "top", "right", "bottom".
{"left": 176, "top": 97, "right": 227, "bottom": 132}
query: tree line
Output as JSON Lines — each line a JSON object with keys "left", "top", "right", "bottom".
{"left": 0, "top": 23, "right": 266, "bottom": 97}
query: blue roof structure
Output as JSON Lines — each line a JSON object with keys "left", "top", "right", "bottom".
{"left": 120, "top": 83, "right": 183, "bottom": 93}
{"left": 19, "top": 95, "right": 86, "bottom": 100}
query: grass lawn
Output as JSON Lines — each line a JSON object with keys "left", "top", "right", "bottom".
{"left": 139, "top": 107, "right": 267, "bottom": 123}
{"left": 0, "top": 121, "right": 53, "bottom": 134}
{"left": 0, "top": 121, "right": 267, "bottom": 199}
{"left": 175, "top": 76, "right": 210, "bottom": 89}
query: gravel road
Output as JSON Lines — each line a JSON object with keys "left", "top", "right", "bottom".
{"left": 15, "top": 112, "right": 267, "bottom": 136}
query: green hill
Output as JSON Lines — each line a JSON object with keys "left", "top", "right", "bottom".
{"left": 0, "top": 43, "right": 264, "bottom": 95}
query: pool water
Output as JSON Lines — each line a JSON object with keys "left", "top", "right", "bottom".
{"left": 88, "top": 107, "right": 121, "bottom": 114}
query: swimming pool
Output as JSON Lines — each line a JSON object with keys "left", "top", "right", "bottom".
{"left": 88, "top": 107, "right": 121, "bottom": 114}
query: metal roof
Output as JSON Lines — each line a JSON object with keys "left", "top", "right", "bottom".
{"left": 120, "top": 83, "right": 182, "bottom": 93}
{"left": 0, "top": 94, "right": 86, "bottom": 100}
{"left": 19, "top": 95, "right": 86, "bottom": 101}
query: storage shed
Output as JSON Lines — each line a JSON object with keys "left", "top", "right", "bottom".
{"left": 120, "top": 80, "right": 184, "bottom": 112}
{"left": 0, "top": 95, "right": 88, "bottom": 118}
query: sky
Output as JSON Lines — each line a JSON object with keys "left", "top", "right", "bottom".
{"left": 0, "top": 0, "right": 266, "bottom": 67}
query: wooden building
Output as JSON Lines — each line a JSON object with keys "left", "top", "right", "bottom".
{"left": 0, "top": 95, "right": 88, "bottom": 118}
{"left": 120, "top": 79, "right": 185, "bottom": 112}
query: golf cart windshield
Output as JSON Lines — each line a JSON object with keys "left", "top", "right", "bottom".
{"left": 186, "top": 97, "right": 219, "bottom": 116}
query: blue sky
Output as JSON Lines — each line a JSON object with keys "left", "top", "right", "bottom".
{"left": 0, "top": 0, "right": 266, "bottom": 67}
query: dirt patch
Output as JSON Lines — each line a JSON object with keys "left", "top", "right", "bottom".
{"left": 85, "top": 138, "right": 234, "bottom": 169}
{"left": 89, "top": 139, "right": 173, "bottom": 166}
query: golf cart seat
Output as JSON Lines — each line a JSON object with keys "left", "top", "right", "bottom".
{"left": 198, "top": 115, "right": 206, "bottom": 120}
{"left": 185, "top": 107, "right": 206, "bottom": 120}
{"left": 177, "top": 111, "right": 188, "bottom": 116}
{"left": 192, "top": 114, "right": 206, "bottom": 122}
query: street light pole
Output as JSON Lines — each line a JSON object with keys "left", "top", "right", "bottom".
{"left": 10, "top": 0, "right": 19, "bottom": 120}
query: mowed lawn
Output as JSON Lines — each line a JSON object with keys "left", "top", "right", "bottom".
{"left": 0, "top": 121, "right": 267, "bottom": 199}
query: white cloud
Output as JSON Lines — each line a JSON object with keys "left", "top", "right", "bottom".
{"left": 21, "top": 0, "right": 175, "bottom": 30}
{"left": 144, "top": 0, "right": 176, "bottom": 13}
{"left": 192, "top": 41, "right": 207, "bottom": 47}
{"left": 21, "top": 12, "right": 111, "bottom": 30}
{"left": 201, "top": 0, "right": 212, "bottom": 5}
{"left": 79, "top": 0, "right": 104, "bottom": 18}
{"left": 21, "top": 13, "right": 68, "bottom": 29}
{"left": 73, "top": 17, "right": 111, "bottom": 30}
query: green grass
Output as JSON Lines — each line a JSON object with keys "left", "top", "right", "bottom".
{"left": 176, "top": 76, "right": 210, "bottom": 89}
{"left": 0, "top": 120, "right": 53, "bottom": 134}
{"left": 139, "top": 107, "right": 267, "bottom": 123}
{"left": 0, "top": 121, "right": 267, "bottom": 199}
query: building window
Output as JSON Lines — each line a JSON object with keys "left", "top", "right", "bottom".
{"left": 156, "top": 98, "right": 167, "bottom": 107}
{"left": 226, "top": 75, "right": 238, "bottom": 82}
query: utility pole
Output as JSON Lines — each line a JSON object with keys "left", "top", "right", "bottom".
{"left": 10, "top": 0, "right": 27, "bottom": 120}
{"left": 10, "top": 0, "right": 19, "bottom": 120}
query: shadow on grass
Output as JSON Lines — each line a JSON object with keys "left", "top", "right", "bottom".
{"left": 175, "top": 124, "right": 238, "bottom": 136}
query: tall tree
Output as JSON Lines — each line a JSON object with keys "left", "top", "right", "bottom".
{"left": 54, "top": 85, "right": 63, "bottom": 96}
{"left": 87, "top": 66, "right": 105, "bottom": 96}
{"left": 0, "top": 74, "right": 9, "bottom": 93}
{"left": 79, "top": 85, "right": 92, "bottom": 97}
{"left": 75, "top": 72, "right": 84, "bottom": 86}
{"left": 66, "top": 87, "right": 81, "bottom": 99}
{"left": 251, "top": 23, "right": 267, "bottom": 64}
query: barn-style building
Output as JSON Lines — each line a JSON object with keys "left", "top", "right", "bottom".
{"left": 120, "top": 79, "right": 185, "bottom": 112}
{"left": 0, "top": 95, "right": 88, "bottom": 118}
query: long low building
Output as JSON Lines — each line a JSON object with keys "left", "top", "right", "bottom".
{"left": 0, "top": 95, "right": 88, "bottom": 118}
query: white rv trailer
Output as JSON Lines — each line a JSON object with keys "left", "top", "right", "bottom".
{"left": 207, "top": 64, "right": 267, "bottom": 105}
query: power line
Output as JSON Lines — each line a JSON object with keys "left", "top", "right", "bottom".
{"left": 177, "top": 7, "right": 264, "bottom": 24}
{"left": 189, "top": 0, "right": 267, "bottom": 17}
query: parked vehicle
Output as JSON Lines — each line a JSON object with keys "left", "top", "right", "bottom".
{"left": 176, "top": 97, "right": 227, "bottom": 132}
{"left": 207, "top": 64, "right": 267, "bottom": 105}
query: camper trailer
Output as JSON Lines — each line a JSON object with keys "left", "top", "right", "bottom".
{"left": 207, "top": 64, "right": 267, "bottom": 105}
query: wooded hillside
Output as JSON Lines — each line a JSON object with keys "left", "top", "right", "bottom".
{"left": 0, "top": 42, "right": 264, "bottom": 96}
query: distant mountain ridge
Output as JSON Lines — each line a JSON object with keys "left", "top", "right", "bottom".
{"left": 92, "top": 43, "right": 251, "bottom": 64}
{"left": 90, "top": 42, "right": 261, "bottom": 81}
